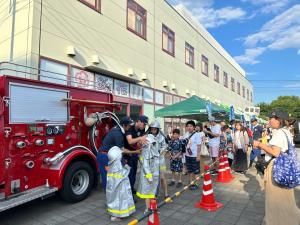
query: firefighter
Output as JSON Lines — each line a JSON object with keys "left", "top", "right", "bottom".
{"left": 106, "top": 146, "right": 136, "bottom": 222}
{"left": 125, "top": 115, "right": 148, "bottom": 194}
{"left": 98, "top": 116, "right": 139, "bottom": 191}
{"left": 136, "top": 121, "right": 161, "bottom": 212}
{"left": 150, "top": 120, "right": 169, "bottom": 199}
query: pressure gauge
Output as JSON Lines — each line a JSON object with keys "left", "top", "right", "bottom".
{"left": 53, "top": 126, "right": 59, "bottom": 135}
{"left": 46, "top": 127, "right": 53, "bottom": 135}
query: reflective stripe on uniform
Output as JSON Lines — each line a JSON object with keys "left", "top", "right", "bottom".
{"left": 107, "top": 206, "right": 135, "bottom": 214}
{"left": 145, "top": 173, "right": 153, "bottom": 179}
{"left": 136, "top": 192, "right": 155, "bottom": 199}
{"left": 107, "top": 173, "right": 124, "bottom": 179}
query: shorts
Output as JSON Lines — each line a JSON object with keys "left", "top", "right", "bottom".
{"left": 170, "top": 160, "right": 183, "bottom": 173}
{"left": 209, "top": 146, "right": 219, "bottom": 158}
{"left": 185, "top": 156, "right": 200, "bottom": 174}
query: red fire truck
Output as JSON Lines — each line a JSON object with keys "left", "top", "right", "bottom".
{"left": 0, "top": 66, "right": 121, "bottom": 212}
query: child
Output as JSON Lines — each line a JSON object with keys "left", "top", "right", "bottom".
{"left": 183, "top": 121, "right": 202, "bottom": 190}
{"left": 226, "top": 141, "right": 234, "bottom": 168}
{"left": 106, "top": 146, "right": 135, "bottom": 222}
{"left": 168, "top": 129, "right": 184, "bottom": 188}
{"left": 137, "top": 122, "right": 160, "bottom": 212}
{"left": 150, "top": 121, "right": 170, "bottom": 199}
{"left": 225, "top": 126, "right": 234, "bottom": 168}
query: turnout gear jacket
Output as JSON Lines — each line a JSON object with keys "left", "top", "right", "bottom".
{"left": 106, "top": 147, "right": 135, "bottom": 217}
{"left": 137, "top": 134, "right": 160, "bottom": 199}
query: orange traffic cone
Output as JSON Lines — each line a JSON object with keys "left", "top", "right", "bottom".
{"left": 195, "top": 165, "right": 223, "bottom": 211}
{"left": 216, "top": 155, "right": 232, "bottom": 183}
{"left": 223, "top": 154, "right": 234, "bottom": 180}
{"left": 148, "top": 199, "right": 160, "bottom": 225}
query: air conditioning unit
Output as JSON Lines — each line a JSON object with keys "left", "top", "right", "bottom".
{"left": 171, "top": 83, "right": 176, "bottom": 90}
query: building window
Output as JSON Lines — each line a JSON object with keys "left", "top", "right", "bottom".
{"left": 185, "top": 42, "right": 194, "bottom": 68}
{"left": 40, "top": 58, "right": 68, "bottom": 85}
{"left": 247, "top": 89, "right": 249, "bottom": 100}
{"left": 250, "top": 91, "right": 253, "bottom": 102}
{"left": 79, "top": 0, "right": 101, "bottom": 12}
{"left": 231, "top": 77, "right": 235, "bottom": 92}
{"left": 162, "top": 24, "right": 175, "bottom": 56}
{"left": 127, "top": 0, "right": 147, "bottom": 39}
{"left": 214, "top": 65, "right": 219, "bottom": 82}
{"left": 242, "top": 86, "right": 245, "bottom": 97}
{"left": 237, "top": 82, "right": 241, "bottom": 95}
{"left": 223, "top": 72, "right": 228, "bottom": 87}
{"left": 201, "top": 55, "right": 208, "bottom": 76}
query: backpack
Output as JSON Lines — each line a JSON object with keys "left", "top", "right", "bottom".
{"left": 272, "top": 131, "right": 300, "bottom": 188}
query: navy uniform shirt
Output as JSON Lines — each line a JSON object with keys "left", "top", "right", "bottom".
{"left": 252, "top": 125, "right": 263, "bottom": 141}
{"left": 99, "top": 127, "right": 124, "bottom": 152}
{"left": 124, "top": 125, "right": 145, "bottom": 151}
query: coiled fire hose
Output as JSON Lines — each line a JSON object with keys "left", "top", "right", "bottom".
{"left": 86, "top": 111, "right": 122, "bottom": 156}
{"left": 128, "top": 159, "right": 219, "bottom": 225}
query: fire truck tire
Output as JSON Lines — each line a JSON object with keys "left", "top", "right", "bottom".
{"left": 59, "top": 161, "right": 94, "bottom": 203}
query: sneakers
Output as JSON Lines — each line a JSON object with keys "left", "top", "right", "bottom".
{"left": 176, "top": 182, "right": 183, "bottom": 188}
{"left": 168, "top": 180, "right": 175, "bottom": 186}
{"left": 111, "top": 216, "right": 122, "bottom": 222}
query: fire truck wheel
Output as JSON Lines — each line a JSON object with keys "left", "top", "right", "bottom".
{"left": 60, "top": 161, "right": 94, "bottom": 202}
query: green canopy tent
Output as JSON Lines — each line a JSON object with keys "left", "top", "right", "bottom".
{"left": 154, "top": 95, "right": 227, "bottom": 120}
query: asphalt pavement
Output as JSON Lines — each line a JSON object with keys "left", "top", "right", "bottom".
{"left": 0, "top": 149, "right": 300, "bottom": 225}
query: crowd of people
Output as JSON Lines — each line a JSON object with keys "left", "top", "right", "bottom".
{"left": 92, "top": 109, "right": 300, "bottom": 224}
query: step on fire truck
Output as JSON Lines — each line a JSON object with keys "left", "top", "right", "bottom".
{"left": 0, "top": 62, "right": 121, "bottom": 212}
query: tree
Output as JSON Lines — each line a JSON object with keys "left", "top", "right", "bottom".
{"left": 256, "top": 96, "right": 300, "bottom": 118}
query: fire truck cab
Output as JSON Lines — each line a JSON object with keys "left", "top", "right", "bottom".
{"left": 0, "top": 74, "right": 119, "bottom": 212}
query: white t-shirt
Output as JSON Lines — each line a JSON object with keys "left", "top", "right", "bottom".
{"left": 184, "top": 132, "right": 202, "bottom": 157}
{"left": 208, "top": 124, "right": 221, "bottom": 147}
{"left": 266, "top": 128, "right": 293, "bottom": 161}
{"left": 234, "top": 131, "right": 243, "bottom": 149}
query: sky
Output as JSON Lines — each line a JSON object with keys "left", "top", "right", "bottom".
{"left": 167, "top": 0, "right": 300, "bottom": 104}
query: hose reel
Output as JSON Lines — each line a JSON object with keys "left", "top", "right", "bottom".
{"left": 87, "top": 111, "right": 122, "bottom": 156}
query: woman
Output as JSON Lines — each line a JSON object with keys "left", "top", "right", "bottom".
{"left": 233, "top": 121, "right": 249, "bottom": 174}
{"left": 253, "top": 109, "right": 300, "bottom": 225}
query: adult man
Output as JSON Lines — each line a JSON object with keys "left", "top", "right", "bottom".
{"left": 204, "top": 117, "right": 221, "bottom": 175}
{"left": 98, "top": 116, "right": 138, "bottom": 191}
{"left": 249, "top": 118, "right": 263, "bottom": 167}
{"left": 125, "top": 115, "right": 148, "bottom": 193}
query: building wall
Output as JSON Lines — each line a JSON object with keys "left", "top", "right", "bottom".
{"left": 0, "top": 0, "right": 254, "bottom": 123}
{"left": 0, "top": 0, "right": 37, "bottom": 76}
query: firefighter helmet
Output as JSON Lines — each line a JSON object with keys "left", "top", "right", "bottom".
{"left": 108, "top": 146, "right": 123, "bottom": 163}
{"left": 149, "top": 120, "right": 161, "bottom": 129}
